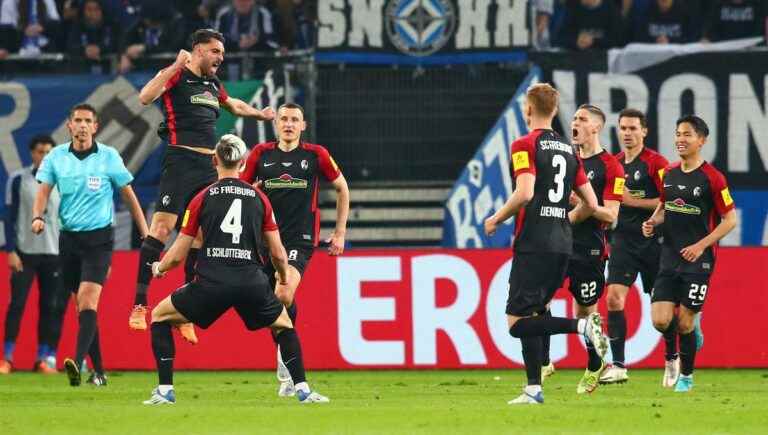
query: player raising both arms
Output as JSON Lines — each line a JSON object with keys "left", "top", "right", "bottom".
{"left": 484, "top": 84, "right": 607, "bottom": 405}
{"left": 144, "top": 135, "right": 328, "bottom": 404}
{"left": 130, "top": 29, "right": 275, "bottom": 341}
{"left": 642, "top": 115, "right": 736, "bottom": 393}
{"left": 542, "top": 104, "right": 624, "bottom": 394}
{"left": 240, "top": 103, "right": 349, "bottom": 397}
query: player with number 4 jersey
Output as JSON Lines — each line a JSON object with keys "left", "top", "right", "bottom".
{"left": 642, "top": 115, "right": 736, "bottom": 393}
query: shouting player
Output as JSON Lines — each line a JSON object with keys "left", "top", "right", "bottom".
{"left": 642, "top": 115, "right": 736, "bottom": 393}
{"left": 542, "top": 104, "right": 624, "bottom": 394}
{"left": 144, "top": 135, "right": 328, "bottom": 404}
{"left": 484, "top": 84, "right": 607, "bottom": 405}
{"left": 130, "top": 29, "right": 275, "bottom": 341}
{"left": 241, "top": 102, "right": 350, "bottom": 397}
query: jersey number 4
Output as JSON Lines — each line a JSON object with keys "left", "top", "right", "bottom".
{"left": 220, "top": 198, "right": 243, "bottom": 244}
{"left": 548, "top": 154, "right": 567, "bottom": 203}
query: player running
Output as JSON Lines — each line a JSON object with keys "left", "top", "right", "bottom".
{"left": 542, "top": 104, "right": 624, "bottom": 394}
{"left": 143, "top": 135, "right": 328, "bottom": 404}
{"left": 240, "top": 103, "right": 349, "bottom": 397}
{"left": 642, "top": 115, "right": 736, "bottom": 393}
{"left": 484, "top": 84, "right": 607, "bottom": 405}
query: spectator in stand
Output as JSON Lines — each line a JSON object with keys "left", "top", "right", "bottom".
{"left": 557, "top": 0, "right": 623, "bottom": 50}
{"left": 61, "top": 0, "right": 142, "bottom": 28}
{"left": 0, "top": 0, "right": 62, "bottom": 55}
{"left": 66, "top": 0, "right": 118, "bottom": 61}
{"left": 274, "top": 0, "right": 315, "bottom": 50}
{"left": 215, "top": 0, "right": 278, "bottom": 52}
{"left": 118, "top": 0, "right": 186, "bottom": 73}
{"left": 634, "top": 0, "right": 701, "bottom": 43}
{"left": 702, "top": 0, "right": 767, "bottom": 42}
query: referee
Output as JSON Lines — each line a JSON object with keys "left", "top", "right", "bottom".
{"left": 32, "top": 103, "right": 149, "bottom": 386}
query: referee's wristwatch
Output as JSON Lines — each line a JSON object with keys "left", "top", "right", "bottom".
{"left": 32, "top": 216, "right": 45, "bottom": 224}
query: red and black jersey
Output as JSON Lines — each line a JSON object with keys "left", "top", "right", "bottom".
{"left": 573, "top": 150, "right": 625, "bottom": 259}
{"left": 510, "top": 129, "right": 589, "bottom": 255}
{"left": 158, "top": 67, "right": 229, "bottom": 149}
{"left": 659, "top": 162, "right": 734, "bottom": 274}
{"left": 180, "top": 177, "right": 278, "bottom": 286}
{"left": 240, "top": 141, "right": 341, "bottom": 247}
{"left": 615, "top": 147, "right": 668, "bottom": 235}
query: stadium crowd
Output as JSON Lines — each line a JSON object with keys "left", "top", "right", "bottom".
{"left": 532, "top": 0, "right": 767, "bottom": 49}
{"left": 0, "top": 0, "right": 316, "bottom": 70}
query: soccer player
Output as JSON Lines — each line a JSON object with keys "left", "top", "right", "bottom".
{"left": 130, "top": 29, "right": 275, "bottom": 340}
{"left": 33, "top": 104, "right": 149, "bottom": 386}
{"left": 240, "top": 102, "right": 349, "bottom": 397}
{"left": 600, "top": 109, "right": 674, "bottom": 386}
{"left": 541, "top": 105, "right": 624, "bottom": 394}
{"left": 642, "top": 115, "right": 736, "bottom": 393}
{"left": 1, "top": 135, "right": 60, "bottom": 374}
{"left": 483, "top": 83, "right": 607, "bottom": 405}
{"left": 144, "top": 135, "right": 328, "bottom": 404}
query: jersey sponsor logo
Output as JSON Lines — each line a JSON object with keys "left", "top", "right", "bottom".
{"left": 265, "top": 174, "right": 308, "bottom": 189}
{"left": 301, "top": 159, "right": 309, "bottom": 170}
{"left": 512, "top": 151, "right": 529, "bottom": 171}
{"left": 613, "top": 177, "right": 625, "bottom": 195}
{"left": 721, "top": 188, "right": 733, "bottom": 206}
{"left": 190, "top": 91, "right": 220, "bottom": 108}
{"left": 282, "top": 162, "right": 293, "bottom": 167}
{"left": 664, "top": 198, "right": 701, "bottom": 215}
{"left": 264, "top": 162, "right": 276, "bottom": 167}
{"left": 87, "top": 176, "right": 101, "bottom": 191}
{"left": 628, "top": 189, "right": 646, "bottom": 199}
{"left": 677, "top": 185, "right": 686, "bottom": 190}
{"left": 181, "top": 209, "right": 191, "bottom": 228}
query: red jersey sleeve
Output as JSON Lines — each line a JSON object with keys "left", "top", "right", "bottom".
{"left": 240, "top": 145, "right": 265, "bottom": 183}
{"left": 510, "top": 136, "right": 536, "bottom": 178}
{"left": 602, "top": 154, "right": 625, "bottom": 202}
{"left": 316, "top": 146, "right": 341, "bottom": 181}
{"left": 573, "top": 156, "right": 589, "bottom": 188}
{"left": 256, "top": 188, "right": 278, "bottom": 232}
{"left": 163, "top": 68, "right": 183, "bottom": 91}
{"left": 704, "top": 165, "right": 735, "bottom": 216}
{"left": 218, "top": 81, "right": 229, "bottom": 103}
{"left": 180, "top": 189, "right": 206, "bottom": 237}
{"left": 651, "top": 153, "right": 670, "bottom": 193}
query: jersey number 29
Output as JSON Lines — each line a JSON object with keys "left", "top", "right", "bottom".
{"left": 220, "top": 199, "right": 243, "bottom": 244}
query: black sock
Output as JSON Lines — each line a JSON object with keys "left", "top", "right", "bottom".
{"left": 74, "top": 310, "right": 98, "bottom": 367}
{"left": 287, "top": 303, "right": 297, "bottom": 325}
{"left": 88, "top": 327, "right": 104, "bottom": 374}
{"left": 509, "top": 316, "right": 579, "bottom": 338}
{"left": 151, "top": 322, "right": 175, "bottom": 385}
{"left": 679, "top": 331, "right": 696, "bottom": 376}
{"left": 135, "top": 236, "right": 164, "bottom": 306}
{"left": 184, "top": 248, "right": 199, "bottom": 284}
{"left": 540, "top": 309, "right": 551, "bottom": 366}
{"left": 275, "top": 329, "right": 306, "bottom": 385}
{"left": 607, "top": 310, "right": 626, "bottom": 368}
{"left": 586, "top": 341, "right": 602, "bottom": 372}
{"left": 521, "top": 336, "right": 543, "bottom": 386}
{"left": 664, "top": 316, "right": 679, "bottom": 361}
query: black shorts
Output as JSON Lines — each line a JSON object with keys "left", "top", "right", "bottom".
{"left": 607, "top": 232, "right": 661, "bottom": 293}
{"left": 59, "top": 227, "right": 113, "bottom": 291}
{"left": 263, "top": 245, "right": 314, "bottom": 289}
{"left": 506, "top": 252, "right": 569, "bottom": 317}
{"left": 171, "top": 276, "right": 283, "bottom": 330}
{"left": 566, "top": 256, "right": 606, "bottom": 307}
{"left": 156, "top": 146, "right": 217, "bottom": 217}
{"left": 651, "top": 269, "right": 711, "bottom": 313}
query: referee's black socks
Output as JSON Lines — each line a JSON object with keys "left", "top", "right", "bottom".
{"left": 608, "top": 310, "right": 627, "bottom": 368}
{"left": 276, "top": 328, "right": 306, "bottom": 385}
{"left": 89, "top": 327, "right": 104, "bottom": 375}
{"left": 151, "top": 322, "right": 175, "bottom": 385}
{"left": 74, "top": 310, "right": 98, "bottom": 370}
{"left": 135, "top": 236, "right": 165, "bottom": 306}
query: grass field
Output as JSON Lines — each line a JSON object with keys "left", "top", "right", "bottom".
{"left": 2, "top": 369, "right": 767, "bottom": 434}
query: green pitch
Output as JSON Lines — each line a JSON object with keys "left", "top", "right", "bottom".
{"left": 2, "top": 369, "right": 766, "bottom": 434}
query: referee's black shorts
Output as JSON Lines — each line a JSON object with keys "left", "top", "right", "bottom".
{"left": 59, "top": 226, "right": 113, "bottom": 292}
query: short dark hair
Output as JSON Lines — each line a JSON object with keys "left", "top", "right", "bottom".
{"left": 676, "top": 115, "right": 709, "bottom": 138}
{"left": 618, "top": 108, "right": 647, "bottom": 129}
{"left": 69, "top": 103, "right": 98, "bottom": 121}
{"left": 277, "top": 102, "right": 305, "bottom": 118}
{"left": 190, "top": 29, "right": 224, "bottom": 47}
{"left": 578, "top": 104, "right": 606, "bottom": 124}
{"left": 28, "top": 134, "right": 55, "bottom": 150}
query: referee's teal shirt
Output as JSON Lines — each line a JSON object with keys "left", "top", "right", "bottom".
{"left": 36, "top": 142, "right": 133, "bottom": 232}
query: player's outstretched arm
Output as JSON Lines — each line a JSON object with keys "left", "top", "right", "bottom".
{"left": 484, "top": 173, "right": 535, "bottom": 236}
{"left": 138, "top": 50, "right": 190, "bottom": 105}
{"left": 120, "top": 185, "right": 149, "bottom": 239}
{"left": 326, "top": 174, "right": 350, "bottom": 256}
{"left": 152, "top": 233, "right": 195, "bottom": 277}
{"left": 680, "top": 209, "right": 737, "bottom": 262}
{"left": 264, "top": 229, "right": 289, "bottom": 285}
{"left": 31, "top": 182, "right": 53, "bottom": 234}
{"left": 221, "top": 97, "right": 275, "bottom": 121}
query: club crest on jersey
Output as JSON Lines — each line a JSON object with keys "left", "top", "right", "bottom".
{"left": 664, "top": 198, "right": 701, "bottom": 215}
{"left": 587, "top": 170, "right": 595, "bottom": 180}
{"left": 265, "top": 174, "right": 308, "bottom": 189}
{"left": 87, "top": 176, "right": 101, "bottom": 191}
{"left": 162, "top": 195, "right": 171, "bottom": 206}
{"left": 634, "top": 170, "right": 641, "bottom": 181}
{"left": 301, "top": 159, "right": 308, "bottom": 170}
{"left": 693, "top": 186, "right": 702, "bottom": 197}
{"left": 190, "top": 91, "right": 219, "bottom": 108}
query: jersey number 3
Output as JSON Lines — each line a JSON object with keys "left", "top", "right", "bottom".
{"left": 220, "top": 198, "right": 243, "bottom": 244}
{"left": 548, "top": 154, "right": 567, "bottom": 203}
